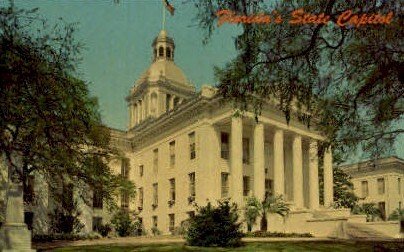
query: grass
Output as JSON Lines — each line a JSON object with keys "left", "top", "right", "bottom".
{"left": 47, "top": 241, "right": 404, "bottom": 252}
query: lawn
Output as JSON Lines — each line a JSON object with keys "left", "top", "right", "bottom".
{"left": 47, "top": 241, "right": 404, "bottom": 252}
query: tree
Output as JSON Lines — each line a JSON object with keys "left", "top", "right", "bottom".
{"left": 388, "top": 208, "right": 404, "bottom": 221}
{"left": 352, "top": 203, "right": 382, "bottom": 222}
{"left": 244, "top": 196, "right": 262, "bottom": 232}
{"left": 191, "top": 0, "right": 403, "bottom": 160}
{"left": 186, "top": 201, "right": 243, "bottom": 247}
{"left": 0, "top": 1, "right": 134, "bottom": 216}
{"left": 261, "top": 195, "right": 290, "bottom": 231}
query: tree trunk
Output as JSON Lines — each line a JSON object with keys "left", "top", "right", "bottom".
{"left": 260, "top": 211, "right": 267, "bottom": 231}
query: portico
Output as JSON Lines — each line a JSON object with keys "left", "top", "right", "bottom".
{"left": 219, "top": 114, "right": 334, "bottom": 210}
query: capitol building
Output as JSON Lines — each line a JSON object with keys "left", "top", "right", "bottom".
{"left": 108, "top": 29, "right": 347, "bottom": 236}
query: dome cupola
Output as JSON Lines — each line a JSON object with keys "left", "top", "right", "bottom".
{"left": 152, "top": 30, "right": 175, "bottom": 62}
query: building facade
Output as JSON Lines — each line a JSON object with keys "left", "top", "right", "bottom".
{"left": 340, "top": 156, "right": 404, "bottom": 220}
{"left": 112, "top": 30, "right": 338, "bottom": 235}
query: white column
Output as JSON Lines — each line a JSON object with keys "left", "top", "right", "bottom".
{"left": 134, "top": 104, "right": 138, "bottom": 125}
{"left": 253, "top": 123, "right": 265, "bottom": 202}
{"left": 128, "top": 104, "right": 133, "bottom": 129}
{"left": 323, "top": 146, "right": 334, "bottom": 207}
{"left": 309, "top": 140, "right": 319, "bottom": 209}
{"left": 231, "top": 116, "right": 243, "bottom": 205}
{"left": 292, "top": 135, "right": 304, "bottom": 209}
{"left": 170, "top": 95, "right": 175, "bottom": 110}
{"left": 273, "top": 129, "right": 285, "bottom": 196}
{"left": 139, "top": 100, "right": 143, "bottom": 122}
{"left": 137, "top": 101, "right": 141, "bottom": 123}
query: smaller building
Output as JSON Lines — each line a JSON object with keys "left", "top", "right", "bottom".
{"left": 339, "top": 156, "right": 404, "bottom": 220}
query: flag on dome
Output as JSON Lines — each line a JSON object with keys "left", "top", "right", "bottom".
{"left": 163, "top": 0, "right": 175, "bottom": 16}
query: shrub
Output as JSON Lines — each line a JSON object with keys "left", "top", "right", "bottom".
{"left": 111, "top": 209, "right": 136, "bottom": 237}
{"left": 151, "top": 226, "right": 162, "bottom": 236}
{"left": 245, "top": 231, "right": 313, "bottom": 238}
{"left": 186, "top": 200, "right": 244, "bottom": 247}
{"left": 352, "top": 203, "right": 381, "bottom": 222}
{"left": 388, "top": 208, "right": 404, "bottom": 221}
{"left": 97, "top": 223, "right": 112, "bottom": 237}
{"left": 32, "top": 233, "right": 101, "bottom": 242}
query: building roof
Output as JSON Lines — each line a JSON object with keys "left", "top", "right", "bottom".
{"left": 339, "top": 156, "right": 404, "bottom": 176}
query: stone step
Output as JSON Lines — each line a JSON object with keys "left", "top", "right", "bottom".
{"left": 346, "top": 223, "right": 388, "bottom": 239}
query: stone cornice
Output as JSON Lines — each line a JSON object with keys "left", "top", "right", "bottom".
{"left": 129, "top": 96, "right": 213, "bottom": 151}
{"left": 126, "top": 78, "right": 195, "bottom": 103}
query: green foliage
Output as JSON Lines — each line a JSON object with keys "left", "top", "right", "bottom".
{"left": 151, "top": 227, "right": 162, "bottom": 236}
{"left": 186, "top": 201, "right": 244, "bottom": 247}
{"left": 262, "top": 195, "right": 290, "bottom": 218}
{"left": 0, "top": 1, "right": 135, "bottom": 210}
{"left": 191, "top": 0, "right": 403, "bottom": 159}
{"left": 32, "top": 233, "right": 101, "bottom": 242}
{"left": 245, "top": 231, "right": 313, "bottom": 238}
{"left": 352, "top": 203, "right": 381, "bottom": 222}
{"left": 244, "top": 196, "right": 262, "bottom": 232}
{"left": 111, "top": 209, "right": 136, "bottom": 237}
{"left": 388, "top": 208, "right": 404, "bottom": 221}
{"left": 97, "top": 223, "right": 112, "bottom": 237}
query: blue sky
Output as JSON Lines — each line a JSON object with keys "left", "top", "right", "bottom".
{"left": 14, "top": 0, "right": 239, "bottom": 130}
{"left": 11, "top": 1, "right": 403, "bottom": 159}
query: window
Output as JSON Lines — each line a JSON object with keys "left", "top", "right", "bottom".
{"left": 189, "top": 173, "right": 196, "bottom": 197}
{"left": 361, "top": 181, "right": 369, "bottom": 197}
{"left": 189, "top": 132, "right": 196, "bottom": 160}
{"left": 154, "top": 49, "right": 157, "bottom": 59}
{"left": 139, "top": 165, "right": 144, "bottom": 177}
{"left": 379, "top": 201, "right": 386, "bottom": 220}
{"left": 159, "top": 46, "right": 164, "bottom": 57}
{"left": 152, "top": 183, "right": 158, "bottom": 206}
{"left": 152, "top": 216, "right": 158, "bottom": 228}
{"left": 121, "top": 158, "right": 130, "bottom": 179}
{"left": 24, "top": 175, "right": 35, "bottom": 204}
{"left": 221, "top": 173, "right": 229, "bottom": 198}
{"left": 169, "top": 214, "right": 175, "bottom": 232}
{"left": 265, "top": 179, "right": 273, "bottom": 199}
{"left": 121, "top": 191, "right": 129, "bottom": 209}
{"left": 173, "top": 97, "right": 180, "bottom": 108}
{"left": 166, "top": 47, "right": 171, "bottom": 59}
{"left": 398, "top": 178, "right": 401, "bottom": 195}
{"left": 243, "top": 138, "right": 250, "bottom": 164}
{"left": 169, "top": 178, "right": 176, "bottom": 201}
{"left": 221, "top": 132, "right": 229, "bottom": 159}
{"left": 93, "top": 189, "right": 103, "bottom": 209}
{"left": 153, "top": 149, "right": 158, "bottom": 174}
{"left": 377, "top": 178, "right": 385, "bottom": 195}
{"left": 138, "top": 187, "right": 144, "bottom": 208}
{"left": 92, "top": 217, "right": 102, "bottom": 232}
{"left": 166, "top": 94, "right": 171, "bottom": 111}
{"left": 243, "top": 176, "right": 251, "bottom": 196}
{"left": 169, "top": 141, "right": 175, "bottom": 167}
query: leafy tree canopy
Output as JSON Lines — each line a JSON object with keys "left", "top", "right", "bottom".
{"left": 191, "top": 0, "right": 403, "bottom": 159}
{"left": 0, "top": 2, "right": 134, "bottom": 210}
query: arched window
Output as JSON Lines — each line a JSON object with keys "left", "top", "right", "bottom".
{"left": 166, "top": 47, "right": 171, "bottom": 59}
{"left": 159, "top": 47, "right": 164, "bottom": 57}
{"left": 151, "top": 92, "right": 157, "bottom": 116}
{"left": 154, "top": 49, "right": 157, "bottom": 59}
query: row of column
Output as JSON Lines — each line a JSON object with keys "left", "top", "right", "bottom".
{"left": 230, "top": 117, "right": 334, "bottom": 209}
{"left": 130, "top": 95, "right": 150, "bottom": 128}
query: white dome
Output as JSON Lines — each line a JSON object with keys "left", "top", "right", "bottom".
{"left": 136, "top": 60, "right": 190, "bottom": 86}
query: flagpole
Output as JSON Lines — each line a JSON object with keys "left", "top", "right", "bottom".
{"left": 162, "top": 2, "right": 166, "bottom": 30}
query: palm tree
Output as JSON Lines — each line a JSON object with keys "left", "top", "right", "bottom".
{"left": 244, "top": 196, "right": 262, "bottom": 232}
{"left": 260, "top": 195, "right": 290, "bottom": 231}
